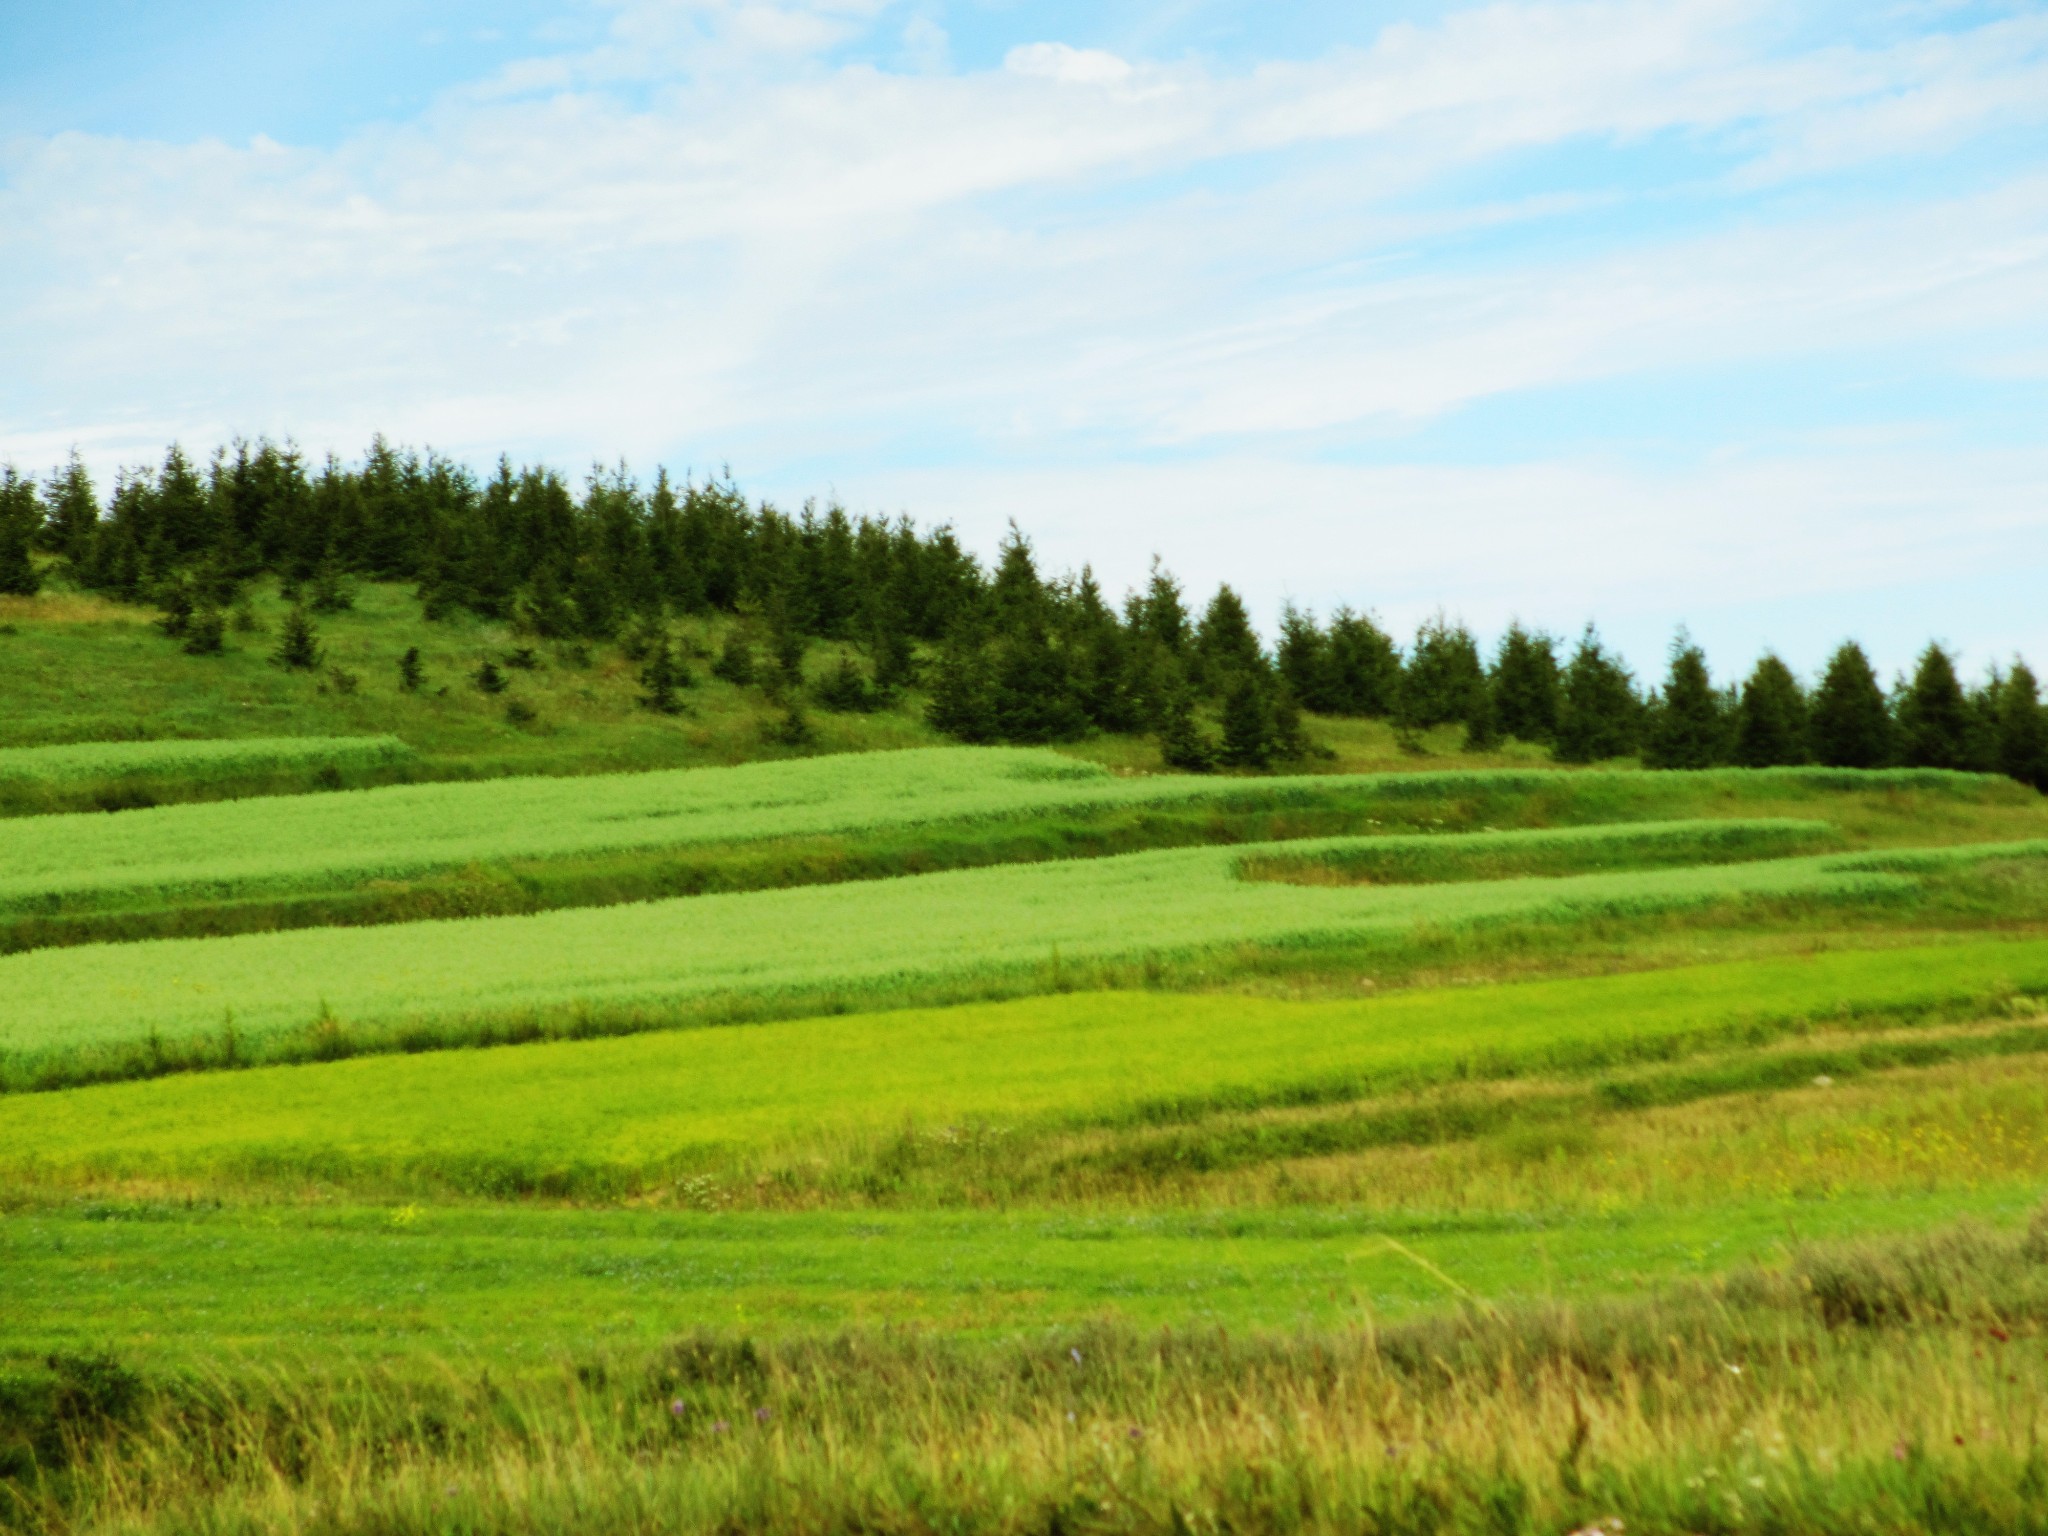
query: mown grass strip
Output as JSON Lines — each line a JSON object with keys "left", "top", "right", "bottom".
{"left": 7, "top": 937, "right": 2046, "bottom": 1198}
{"left": 3, "top": 826, "right": 1991, "bottom": 1090}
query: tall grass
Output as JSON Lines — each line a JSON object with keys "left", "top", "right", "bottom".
{"left": 5, "top": 826, "right": 2006, "bottom": 1090}
{"left": 8, "top": 1213, "right": 2048, "bottom": 1535}
{"left": 0, "top": 737, "right": 416, "bottom": 816}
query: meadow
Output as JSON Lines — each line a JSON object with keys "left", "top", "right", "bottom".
{"left": 4, "top": 608, "right": 2048, "bottom": 1536}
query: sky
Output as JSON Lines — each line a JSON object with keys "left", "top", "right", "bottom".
{"left": 2, "top": 0, "right": 2046, "bottom": 683}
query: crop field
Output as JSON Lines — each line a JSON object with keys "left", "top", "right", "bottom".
{"left": 4, "top": 740, "right": 2048, "bottom": 1535}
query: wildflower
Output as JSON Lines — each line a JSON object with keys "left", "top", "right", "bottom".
{"left": 669, "top": 1399, "right": 686, "bottom": 1417}
{"left": 754, "top": 1406, "right": 771, "bottom": 1423}
{"left": 1892, "top": 1440, "right": 1910, "bottom": 1462}
{"left": 1128, "top": 1426, "right": 1143, "bottom": 1442}
{"left": 712, "top": 1420, "right": 729, "bottom": 1434}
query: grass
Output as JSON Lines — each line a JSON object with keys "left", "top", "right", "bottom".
{"left": 13, "top": 824, "right": 2031, "bottom": 1091}
{"left": 4, "top": 936, "right": 2046, "bottom": 1201}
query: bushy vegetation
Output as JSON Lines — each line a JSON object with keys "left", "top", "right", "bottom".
{"left": 0, "top": 734, "right": 409, "bottom": 788}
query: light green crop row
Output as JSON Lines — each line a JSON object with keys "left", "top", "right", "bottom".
{"left": 0, "top": 742, "right": 2006, "bottom": 919}
{"left": 7, "top": 821, "right": 2027, "bottom": 1070}
{"left": 0, "top": 734, "right": 414, "bottom": 786}
{"left": 9, "top": 938, "right": 2045, "bottom": 1194}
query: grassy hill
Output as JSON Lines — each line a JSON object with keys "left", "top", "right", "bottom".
{"left": 6, "top": 576, "right": 2048, "bottom": 1534}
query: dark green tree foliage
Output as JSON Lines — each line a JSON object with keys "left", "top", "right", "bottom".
{"left": 1555, "top": 627, "right": 1641, "bottom": 763}
{"left": 40, "top": 452, "right": 98, "bottom": 566}
{"left": 1897, "top": 644, "right": 1972, "bottom": 770}
{"left": 0, "top": 466, "right": 43, "bottom": 596}
{"left": 1066, "top": 569, "right": 1137, "bottom": 733}
{"left": 1325, "top": 608, "right": 1402, "bottom": 717}
{"left": 814, "top": 653, "right": 879, "bottom": 713}
{"left": 1157, "top": 676, "right": 1216, "bottom": 772}
{"left": 474, "top": 659, "right": 508, "bottom": 695}
{"left": 398, "top": 647, "right": 424, "bottom": 692}
{"left": 712, "top": 630, "right": 756, "bottom": 686}
{"left": 1642, "top": 636, "right": 1727, "bottom": 769}
{"left": 924, "top": 633, "right": 993, "bottom": 743}
{"left": 273, "top": 606, "right": 322, "bottom": 671}
{"left": 1995, "top": 662, "right": 2048, "bottom": 791}
{"left": 1810, "top": 642, "right": 1893, "bottom": 768}
{"left": 182, "top": 606, "right": 225, "bottom": 656}
{"left": 639, "top": 637, "right": 692, "bottom": 714}
{"left": 1275, "top": 605, "right": 1330, "bottom": 711}
{"left": 1490, "top": 624, "right": 1560, "bottom": 744}
{"left": 1193, "top": 585, "right": 1264, "bottom": 692}
{"left": 1735, "top": 654, "right": 1810, "bottom": 767}
{"left": 1399, "top": 614, "right": 1486, "bottom": 730}
{"left": 1218, "top": 671, "right": 1276, "bottom": 769}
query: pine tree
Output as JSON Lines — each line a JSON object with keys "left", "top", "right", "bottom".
{"left": 1218, "top": 671, "right": 1276, "bottom": 769}
{"left": 1735, "top": 654, "right": 1809, "bottom": 766}
{"left": 1490, "top": 624, "right": 1560, "bottom": 744}
{"left": 1897, "top": 644, "right": 1971, "bottom": 770}
{"left": 0, "top": 467, "right": 41, "bottom": 597}
{"left": 639, "top": 638, "right": 691, "bottom": 714}
{"left": 1128, "top": 558, "right": 1191, "bottom": 658}
{"left": 712, "top": 630, "right": 757, "bottom": 686}
{"left": 1275, "top": 605, "right": 1333, "bottom": 713}
{"left": 1324, "top": 608, "right": 1401, "bottom": 716}
{"left": 988, "top": 626, "right": 1087, "bottom": 743}
{"left": 1554, "top": 626, "right": 1641, "bottom": 763}
{"left": 182, "top": 607, "right": 226, "bottom": 656}
{"left": 814, "top": 652, "right": 878, "bottom": 713}
{"left": 1398, "top": 614, "right": 1486, "bottom": 730}
{"left": 1810, "top": 641, "right": 1893, "bottom": 768}
{"left": 1271, "top": 680, "right": 1318, "bottom": 762}
{"left": 1157, "top": 680, "right": 1216, "bottom": 772}
{"left": 1643, "top": 634, "right": 1728, "bottom": 769}
{"left": 273, "top": 605, "right": 322, "bottom": 670}
{"left": 307, "top": 552, "right": 355, "bottom": 613}
{"left": 474, "top": 659, "right": 508, "bottom": 695}
{"left": 1996, "top": 661, "right": 2048, "bottom": 791}
{"left": 1193, "top": 585, "right": 1264, "bottom": 694}
{"left": 925, "top": 632, "right": 993, "bottom": 742}
{"left": 40, "top": 451, "right": 98, "bottom": 565}
{"left": 154, "top": 576, "right": 195, "bottom": 639}
{"left": 398, "top": 647, "right": 424, "bottom": 692}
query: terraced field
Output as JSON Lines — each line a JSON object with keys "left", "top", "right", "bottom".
{"left": 5, "top": 738, "right": 2048, "bottom": 1535}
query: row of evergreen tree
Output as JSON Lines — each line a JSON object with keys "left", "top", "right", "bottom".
{"left": 1, "top": 440, "right": 2041, "bottom": 788}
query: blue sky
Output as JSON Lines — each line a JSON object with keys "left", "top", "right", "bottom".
{"left": 3, "top": 0, "right": 2046, "bottom": 683}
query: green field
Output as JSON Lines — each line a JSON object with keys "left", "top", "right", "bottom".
{"left": 4, "top": 634, "right": 2048, "bottom": 1536}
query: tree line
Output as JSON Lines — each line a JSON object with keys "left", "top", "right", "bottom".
{"left": 1, "top": 439, "right": 2042, "bottom": 788}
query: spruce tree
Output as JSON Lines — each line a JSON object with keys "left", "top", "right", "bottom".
{"left": 1193, "top": 585, "right": 1264, "bottom": 694}
{"left": 1324, "top": 607, "right": 1402, "bottom": 717}
{"left": 925, "top": 632, "right": 993, "bottom": 742}
{"left": 474, "top": 659, "right": 508, "bottom": 695}
{"left": 639, "top": 638, "right": 691, "bottom": 714}
{"left": 712, "top": 630, "right": 757, "bottom": 686}
{"left": 1554, "top": 627, "right": 1641, "bottom": 763}
{"left": 1397, "top": 614, "right": 1486, "bottom": 730}
{"left": 307, "top": 552, "right": 355, "bottom": 613}
{"left": 1490, "top": 623, "right": 1560, "bottom": 744}
{"left": 41, "top": 451, "right": 99, "bottom": 566}
{"left": 273, "top": 605, "right": 322, "bottom": 670}
{"left": 1643, "top": 634, "right": 1727, "bottom": 769}
{"left": 1897, "top": 644, "right": 1971, "bottom": 769}
{"left": 814, "top": 652, "right": 877, "bottom": 713}
{"left": 0, "top": 467, "right": 41, "bottom": 597}
{"left": 1157, "top": 680, "right": 1216, "bottom": 772}
{"left": 182, "top": 607, "right": 226, "bottom": 655}
{"left": 398, "top": 647, "right": 424, "bottom": 692}
{"left": 1996, "top": 661, "right": 2048, "bottom": 791}
{"left": 1218, "top": 671, "right": 1276, "bottom": 770}
{"left": 1275, "top": 605, "right": 1333, "bottom": 713}
{"left": 1735, "top": 654, "right": 1809, "bottom": 767}
{"left": 988, "top": 626, "right": 1087, "bottom": 743}
{"left": 1810, "top": 641, "right": 1893, "bottom": 768}
{"left": 1128, "top": 558, "right": 1191, "bottom": 657}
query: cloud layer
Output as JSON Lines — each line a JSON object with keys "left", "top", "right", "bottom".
{"left": 2, "top": 0, "right": 2046, "bottom": 675}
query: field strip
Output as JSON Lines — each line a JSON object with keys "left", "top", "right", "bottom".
{"left": 6, "top": 827, "right": 2009, "bottom": 1071}
{"left": 0, "top": 734, "right": 413, "bottom": 786}
{"left": 0, "top": 748, "right": 1993, "bottom": 917}
{"left": 2, "top": 1190, "right": 2035, "bottom": 1356}
{"left": 6, "top": 938, "right": 2045, "bottom": 1190}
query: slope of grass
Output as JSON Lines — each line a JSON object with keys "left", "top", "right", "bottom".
{"left": 10, "top": 828, "right": 2014, "bottom": 1090}
{"left": 8, "top": 937, "right": 2046, "bottom": 1199}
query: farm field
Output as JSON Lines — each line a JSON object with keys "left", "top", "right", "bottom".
{"left": 4, "top": 730, "right": 2048, "bottom": 1533}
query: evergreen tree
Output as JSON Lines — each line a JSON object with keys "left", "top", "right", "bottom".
{"left": 1127, "top": 558, "right": 1191, "bottom": 657}
{"left": 41, "top": 452, "right": 99, "bottom": 566}
{"left": 1217, "top": 670, "right": 1275, "bottom": 770}
{"left": 1735, "top": 654, "right": 1809, "bottom": 767}
{"left": 987, "top": 626, "right": 1087, "bottom": 743}
{"left": 1323, "top": 608, "right": 1402, "bottom": 716}
{"left": 1398, "top": 613, "right": 1486, "bottom": 730}
{"left": 1810, "top": 641, "right": 1893, "bottom": 768}
{"left": 1275, "top": 605, "right": 1333, "bottom": 713}
{"left": 638, "top": 637, "right": 691, "bottom": 714}
{"left": 1490, "top": 623, "right": 1561, "bottom": 744}
{"left": 182, "top": 607, "right": 225, "bottom": 655}
{"left": 153, "top": 575, "right": 195, "bottom": 639}
{"left": 307, "top": 552, "right": 355, "bottom": 613}
{"left": 1996, "top": 661, "right": 2048, "bottom": 791}
{"left": 1270, "top": 680, "right": 1319, "bottom": 762}
{"left": 474, "top": 659, "right": 508, "bottom": 695}
{"left": 925, "top": 631, "right": 993, "bottom": 742}
{"left": 1157, "top": 678, "right": 1216, "bottom": 772}
{"left": 1897, "top": 644, "right": 1971, "bottom": 770}
{"left": 398, "top": 647, "right": 424, "bottom": 692}
{"left": 0, "top": 466, "right": 41, "bottom": 597}
{"left": 1193, "top": 585, "right": 1264, "bottom": 694}
{"left": 1554, "top": 626, "right": 1641, "bottom": 763}
{"left": 814, "top": 652, "right": 878, "bottom": 713}
{"left": 273, "top": 605, "right": 322, "bottom": 670}
{"left": 712, "top": 629, "right": 757, "bottom": 686}
{"left": 1067, "top": 569, "right": 1137, "bottom": 732}
{"left": 1462, "top": 681, "right": 1501, "bottom": 753}
{"left": 1643, "top": 634, "right": 1728, "bottom": 769}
